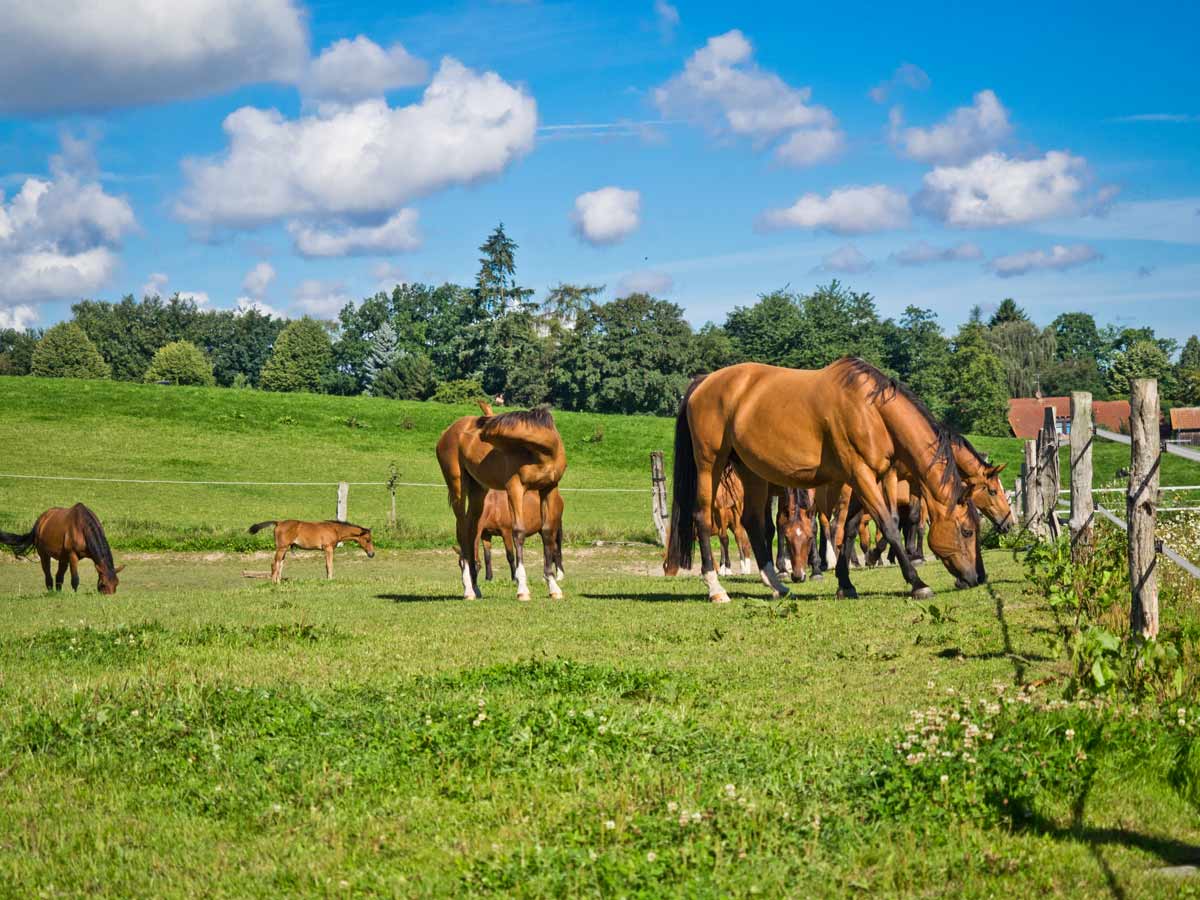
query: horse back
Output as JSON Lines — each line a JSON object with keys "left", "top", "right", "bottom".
{"left": 33, "top": 507, "right": 84, "bottom": 558}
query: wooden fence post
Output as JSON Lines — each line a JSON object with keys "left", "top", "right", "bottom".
{"left": 1022, "top": 440, "right": 1042, "bottom": 536}
{"left": 336, "top": 481, "right": 349, "bottom": 522}
{"left": 1069, "top": 392, "right": 1094, "bottom": 561}
{"left": 1128, "top": 378, "right": 1160, "bottom": 639}
{"left": 386, "top": 465, "right": 399, "bottom": 528}
{"left": 650, "top": 451, "right": 668, "bottom": 547}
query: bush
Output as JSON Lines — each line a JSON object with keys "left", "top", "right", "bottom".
{"left": 431, "top": 378, "right": 488, "bottom": 405}
{"left": 30, "top": 322, "right": 111, "bottom": 379}
{"left": 260, "top": 318, "right": 332, "bottom": 393}
{"left": 374, "top": 352, "right": 435, "bottom": 400}
{"left": 0, "top": 328, "right": 39, "bottom": 375}
{"left": 142, "top": 340, "right": 215, "bottom": 386}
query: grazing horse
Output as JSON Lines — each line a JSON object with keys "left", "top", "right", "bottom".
{"left": 437, "top": 406, "right": 567, "bottom": 601}
{"left": 479, "top": 488, "right": 566, "bottom": 583}
{"left": 662, "top": 463, "right": 754, "bottom": 577}
{"left": 666, "top": 359, "right": 980, "bottom": 603}
{"left": 0, "top": 504, "right": 123, "bottom": 594}
{"left": 773, "top": 487, "right": 818, "bottom": 582}
{"left": 248, "top": 520, "right": 375, "bottom": 583}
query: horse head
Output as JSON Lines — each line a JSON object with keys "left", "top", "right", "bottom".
{"left": 355, "top": 529, "right": 375, "bottom": 558}
{"left": 926, "top": 491, "right": 981, "bottom": 589}
{"left": 781, "top": 490, "right": 815, "bottom": 583}
{"left": 98, "top": 563, "right": 124, "bottom": 595}
{"left": 963, "top": 462, "right": 1013, "bottom": 533}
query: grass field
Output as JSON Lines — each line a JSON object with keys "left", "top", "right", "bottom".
{"left": 4, "top": 376, "right": 1196, "bottom": 553}
{"left": 2, "top": 544, "right": 1200, "bottom": 897}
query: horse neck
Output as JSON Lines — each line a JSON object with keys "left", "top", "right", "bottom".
{"left": 951, "top": 441, "right": 984, "bottom": 478}
{"left": 875, "top": 399, "right": 959, "bottom": 513}
{"left": 77, "top": 511, "right": 114, "bottom": 573}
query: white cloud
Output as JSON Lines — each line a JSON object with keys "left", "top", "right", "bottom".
{"left": 890, "top": 90, "right": 1011, "bottom": 164}
{"left": 774, "top": 127, "right": 844, "bottom": 166}
{"left": 814, "top": 245, "right": 872, "bottom": 274}
{"left": 288, "top": 210, "right": 421, "bottom": 257}
{"left": 1031, "top": 197, "right": 1200, "bottom": 246}
{"left": 176, "top": 58, "right": 537, "bottom": 233}
{"left": 989, "top": 243, "right": 1101, "bottom": 278}
{"left": 241, "top": 262, "right": 276, "bottom": 299}
{"left": 234, "top": 296, "right": 285, "bottom": 319}
{"left": 652, "top": 30, "right": 843, "bottom": 167}
{"left": 372, "top": 261, "right": 406, "bottom": 292}
{"left": 0, "top": 0, "right": 307, "bottom": 114}
{"left": 0, "top": 138, "right": 135, "bottom": 314}
{"left": 916, "top": 151, "right": 1093, "bottom": 228}
{"left": 294, "top": 278, "right": 352, "bottom": 318}
{"left": 571, "top": 187, "right": 641, "bottom": 246}
{"left": 616, "top": 270, "right": 673, "bottom": 296}
{"left": 142, "top": 272, "right": 169, "bottom": 298}
{"left": 177, "top": 290, "right": 211, "bottom": 306}
{"left": 654, "top": 1, "right": 680, "bottom": 38}
{"left": 890, "top": 240, "right": 983, "bottom": 266}
{"left": 1110, "top": 113, "right": 1200, "bottom": 123}
{"left": 0, "top": 304, "right": 38, "bottom": 330}
{"left": 760, "top": 185, "right": 910, "bottom": 234}
{"left": 304, "top": 36, "right": 428, "bottom": 106}
{"left": 868, "top": 63, "right": 930, "bottom": 104}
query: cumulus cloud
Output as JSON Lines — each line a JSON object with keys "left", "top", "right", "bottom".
{"left": 176, "top": 58, "right": 537, "bottom": 238}
{"left": 289, "top": 210, "right": 421, "bottom": 257}
{"left": 0, "top": 0, "right": 307, "bottom": 114}
{"left": 814, "top": 245, "right": 872, "bottom": 274}
{"left": 0, "top": 304, "right": 38, "bottom": 330}
{"left": 241, "top": 262, "right": 276, "bottom": 298}
{"left": 0, "top": 138, "right": 136, "bottom": 315}
{"left": 177, "top": 290, "right": 211, "bottom": 306}
{"left": 616, "top": 270, "right": 673, "bottom": 296}
{"left": 304, "top": 36, "right": 428, "bottom": 106}
{"left": 294, "top": 278, "right": 353, "bottom": 318}
{"left": 571, "top": 187, "right": 641, "bottom": 246}
{"left": 652, "top": 30, "right": 843, "bottom": 167}
{"left": 142, "top": 272, "right": 169, "bottom": 298}
{"left": 916, "top": 151, "right": 1093, "bottom": 228}
{"left": 760, "top": 185, "right": 910, "bottom": 234}
{"left": 989, "top": 243, "right": 1101, "bottom": 278}
{"left": 372, "top": 261, "right": 406, "bottom": 292}
{"left": 890, "top": 90, "right": 1011, "bottom": 164}
{"left": 234, "top": 296, "right": 285, "bottom": 319}
{"left": 654, "top": 1, "right": 680, "bottom": 38}
{"left": 890, "top": 240, "right": 983, "bottom": 266}
{"left": 868, "top": 63, "right": 931, "bottom": 104}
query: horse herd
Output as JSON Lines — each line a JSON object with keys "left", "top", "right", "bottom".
{"left": 1, "top": 358, "right": 1013, "bottom": 604}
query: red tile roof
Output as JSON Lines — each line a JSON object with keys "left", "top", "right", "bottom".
{"left": 1007, "top": 397, "right": 1131, "bottom": 439}
{"left": 1170, "top": 407, "right": 1200, "bottom": 431}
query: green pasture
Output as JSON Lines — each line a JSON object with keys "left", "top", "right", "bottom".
{"left": 2, "top": 545, "right": 1199, "bottom": 897}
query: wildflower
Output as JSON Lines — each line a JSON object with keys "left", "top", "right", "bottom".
{"left": 724, "top": 783, "right": 736, "bottom": 798}
{"left": 1065, "top": 728, "right": 1075, "bottom": 740}
{"left": 604, "top": 819, "right": 616, "bottom": 830}
{"left": 424, "top": 716, "right": 432, "bottom": 726}
{"left": 667, "top": 801, "right": 678, "bottom": 813}
{"left": 478, "top": 698, "right": 486, "bottom": 708}
{"left": 940, "top": 774, "right": 949, "bottom": 785}
{"left": 597, "top": 724, "right": 608, "bottom": 735}
{"left": 927, "top": 680, "right": 936, "bottom": 690}
{"left": 646, "top": 851, "right": 658, "bottom": 863}
{"left": 589, "top": 849, "right": 598, "bottom": 861}
{"left": 691, "top": 811, "right": 702, "bottom": 823}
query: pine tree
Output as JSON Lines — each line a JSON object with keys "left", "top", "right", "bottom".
{"left": 30, "top": 322, "right": 111, "bottom": 379}
{"left": 260, "top": 318, "right": 332, "bottom": 393}
{"left": 364, "top": 321, "right": 399, "bottom": 392}
{"left": 476, "top": 223, "right": 534, "bottom": 315}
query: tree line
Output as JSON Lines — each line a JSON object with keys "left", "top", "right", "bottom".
{"left": 3, "top": 224, "right": 1197, "bottom": 435}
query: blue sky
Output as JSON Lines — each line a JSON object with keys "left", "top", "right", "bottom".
{"left": 1, "top": 0, "right": 1197, "bottom": 338}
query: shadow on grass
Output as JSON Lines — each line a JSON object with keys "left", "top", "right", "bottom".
{"left": 376, "top": 593, "right": 463, "bottom": 604}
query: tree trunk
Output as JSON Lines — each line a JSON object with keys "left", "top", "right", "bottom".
{"left": 1128, "top": 379, "right": 1160, "bottom": 639}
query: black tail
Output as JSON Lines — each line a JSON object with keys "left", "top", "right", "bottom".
{"left": 0, "top": 528, "right": 36, "bottom": 558}
{"left": 248, "top": 521, "right": 277, "bottom": 535}
{"left": 665, "top": 376, "right": 706, "bottom": 572}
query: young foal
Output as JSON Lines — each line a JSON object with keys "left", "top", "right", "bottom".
{"left": 248, "top": 520, "right": 375, "bottom": 583}
{"left": 478, "top": 488, "right": 566, "bottom": 583}
{"left": 0, "top": 504, "right": 122, "bottom": 594}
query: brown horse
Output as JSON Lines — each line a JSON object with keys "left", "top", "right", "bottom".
{"left": 248, "top": 520, "right": 375, "bottom": 583}
{"left": 478, "top": 488, "right": 566, "bottom": 583}
{"left": 437, "top": 405, "right": 567, "bottom": 601}
{"left": 0, "top": 504, "right": 122, "bottom": 594}
{"left": 667, "top": 359, "right": 979, "bottom": 603}
{"left": 663, "top": 464, "right": 755, "bottom": 577}
{"left": 773, "top": 487, "right": 818, "bottom": 582}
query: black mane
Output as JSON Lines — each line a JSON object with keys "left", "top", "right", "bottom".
{"left": 479, "top": 405, "right": 555, "bottom": 433}
{"left": 75, "top": 504, "right": 116, "bottom": 577}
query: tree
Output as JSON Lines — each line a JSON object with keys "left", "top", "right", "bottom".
{"left": 986, "top": 320, "right": 1056, "bottom": 397}
{"left": 542, "top": 282, "right": 603, "bottom": 329}
{"left": 363, "top": 321, "right": 399, "bottom": 391}
{"left": 884, "top": 306, "right": 951, "bottom": 419}
{"left": 72, "top": 294, "right": 202, "bottom": 381}
{"left": 946, "top": 320, "right": 1009, "bottom": 436}
{"left": 143, "top": 340, "right": 215, "bottom": 386}
{"left": 431, "top": 378, "right": 487, "bottom": 405}
{"left": 30, "top": 322, "right": 111, "bottom": 379}
{"left": 259, "top": 318, "right": 333, "bottom": 393}
{"left": 794, "top": 281, "right": 885, "bottom": 369}
{"left": 192, "top": 308, "right": 285, "bottom": 387}
{"left": 373, "top": 351, "right": 435, "bottom": 400}
{"left": 988, "top": 298, "right": 1028, "bottom": 327}
{"left": 1107, "top": 340, "right": 1173, "bottom": 397}
{"left": 0, "top": 328, "right": 39, "bottom": 375}
{"left": 1177, "top": 335, "right": 1200, "bottom": 405}
{"left": 724, "top": 290, "right": 805, "bottom": 366}
{"left": 476, "top": 223, "right": 533, "bottom": 315}
{"left": 1052, "top": 312, "right": 1102, "bottom": 362}
{"left": 692, "top": 322, "right": 737, "bottom": 373}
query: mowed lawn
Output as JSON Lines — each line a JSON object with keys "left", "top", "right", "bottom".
{"left": 2, "top": 545, "right": 1199, "bottom": 898}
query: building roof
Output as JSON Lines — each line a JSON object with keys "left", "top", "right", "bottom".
{"left": 1007, "top": 397, "right": 1131, "bottom": 439}
{"left": 1170, "top": 407, "right": 1200, "bottom": 431}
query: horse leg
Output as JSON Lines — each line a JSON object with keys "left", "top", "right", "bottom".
{"left": 733, "top": 518, "right": 754, "bottom": 575}
{"left": 271, "top": 546, "right": 286, "bottom": 583}
{"left": 482, "top": 536, "right": 494, "bottom": 581}
{"left": 462, "top": 482, "right": 487, "bottom": 599}
{"left": 555, "top": 523, "right": 565, "bottom": 582}
{"left": 774, "top": 499, "right": 790, "bottom": 573}
{"left": 505, "top": 480, "right": 531, "bottom": 601}
{"left": 850, "top": 465, "right": 931, "bottom": 599}
{"left": 39, "top": 552, "right": 53, "bottom": 590}
{"left": 693, "top": 453, "right": 730, "bottom": 603}
{"left": 54, "top": 557, "right": 67, "bottom": 591}
{"left": 808, "top": 515, "right": 823, "bottom": 580}
{"left": 69, "top": 553, "right": 80, "bottom": 592}
{"left": 835, "top": 508, "right": 865, "bottom": 599}
{"left": 539, "top": 491, "right": 563, "bottom": 599}
{"left": 324, "top": 545, "right": 334, "bottom": 579}
{"left": 717, "top": 523, "right": 731, "bottom": 576}
{"left": 737, "top": 471, "right": 789, "bottom": 599}
{"left": 502, "top": 532, "right": 516, "bottom": 580}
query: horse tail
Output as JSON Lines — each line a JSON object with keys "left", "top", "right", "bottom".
{"left": 666, "top": 375, "right": 706, "bottom": 572}
{"left": 248, "top": 521, "right": 277, "bottom": 535}
{"left": 477, "top": 400, "right": 494, "bottom": 416}
{"left": 0, "top": 527, "right": 36, "bottom": 558}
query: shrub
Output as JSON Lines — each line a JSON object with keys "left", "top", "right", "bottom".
{"left": 259, "top": 318, "right": 332, "bottom": 393}
{"left": 374, "top": 352, "right": 435, "bottom": 400}
{"left": 30, "top": 322, "right": 111, "bottom": 379}
{"left": 0, "top": 328, "right": 39, "bottom": 375}
{"left": 431, "top": 378, "right": 488, "bottom": 405}
{"left": 142, "top": 340, "right": 215, "bottom": 386}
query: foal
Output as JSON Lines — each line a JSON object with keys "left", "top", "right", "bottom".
{"left": 248, "top": 520, "right": 375, "bottom": 583}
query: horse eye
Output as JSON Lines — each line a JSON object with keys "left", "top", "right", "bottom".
{"left": 961, "top": 528, "right": 974, "bottom": 538}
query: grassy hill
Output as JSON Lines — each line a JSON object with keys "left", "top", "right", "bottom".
{"left": 2, "top": 376, "right": 1193, "bottom": 550}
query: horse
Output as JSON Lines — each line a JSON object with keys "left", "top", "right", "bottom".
{"left": 478, "top": 488, "right": 566, "bottom": 583}
{"left": 773, "top": 487, "right": 818, "bottom": 582}
{"left": 663, "top": 463, "right": 755, "bottom": 577}
{"left": 0, "top": 504, "right": 123, "bottom": 594}
{"left": 437, "top": 405, "right": 567, "bottom": 601}
{"left": 247, "top": 520, "right": 375, "bottom": 583}
{"left": 666, "top": 359, "right": 980, "bottom": 603}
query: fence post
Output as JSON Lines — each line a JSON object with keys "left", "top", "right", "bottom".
{"left": 1128, "top": 378, "right": 1160, "bottom": 639}
{"left": 1021, "top": 440, "right": 1042, "bottom": 536}
{"left": 337, "top": 481, "right": 349, "bottom": 521}
{"left": 1069, "top": 392, "right": 1094, "bottom": 561}
{"left": 650, "top": 451, "right": 668, "bottom": 546}
{"left": 386, "top": 465, "right": 399, "bottom": 528}
{"left": 1037, "top": 406, "right": 1061, "bottom": 540}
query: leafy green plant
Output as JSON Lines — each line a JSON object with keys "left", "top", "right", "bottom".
{"left": 143, "top": 340, "right": 215, "bottom": 386}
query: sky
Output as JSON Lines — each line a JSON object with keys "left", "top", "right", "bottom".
{"left": 1, "top": 0, "right": 1198, "bottom": 338}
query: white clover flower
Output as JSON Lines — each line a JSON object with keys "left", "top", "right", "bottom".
{"left": 646, "top": 851, "right": 657, "bottom": 863}
{"left": 667, "top": 801, "right": 678, "bottom": 813}
{"left": 603, "top": 819, "right": 616, "bottom": 830}
{"left": 1065, "top": 728, "right": 1075, "bottom": 740}
{"left": 940, "top": 774, "right": 949, "bottom": 785}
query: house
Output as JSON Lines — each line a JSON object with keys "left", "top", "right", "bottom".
{"left": 1169, "top": 407, "right": 1200, "bottom": 443}
{"left": 1007, "top": 396, "right": 1131, "bottom": 439}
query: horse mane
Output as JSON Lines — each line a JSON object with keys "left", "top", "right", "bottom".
{"left": 478, "top": 405, "right": 555, "bottom": 434}
{"left": 74, "top": 504, "right": 115, "bottom": 576}
{"left": 952, "top": 434, "right": 991, "bottom": 468}
{"left": 832, "top": 357, "right": 965, "bottom": 496}
{"left": 326, "top": 520, "right": 370, "bottom": 534}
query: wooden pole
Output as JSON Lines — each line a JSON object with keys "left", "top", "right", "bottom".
{"left": 1022, "top": 440, "right": 1042, "bottom": 536}
{"left": 336, "top": 481, "right": 349, "bottom": 522}
{"left": 1128, "top": 379, "right": 1160, "bottom": 639}
{"left": 1069, "top": 392, "right": 1094, "bottom": 561}
{"left": 650, "top": 451, "right": 668, "bottom": 546}
{"left": 1037, "top": 406, "right": 1061, "bottom": 540}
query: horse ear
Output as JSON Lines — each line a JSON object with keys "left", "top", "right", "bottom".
{"left": 115, "top": 564, "right": 126, "bottom": 573}
{"left": 988, "top": 463, "right": 1007, "bottom": 476}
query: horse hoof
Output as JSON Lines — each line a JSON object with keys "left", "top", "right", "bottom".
{"left": 741, "top": 563, "right": 754, "bottom": 575}
{"left": 517, "top": 593, "right": 531, "bottom": 602}
{"left": 836, "top": 588, "right": 858, "bottom": 600}
{"left": 718, "top": 566, "right": 731, "bottom": 576}
{"left": 556, "top": 568, "right": 565, "bottom": 582}
{"left": 773, "top": 587, "right": 791, "bottom": 600}
{"left": 912, "top": 586, "right": 934, "bottom": 600}
{"left": 811, "top": 572, "right": 824, "bottom": 581}
{"left": 550, "top": 591, "right": 564, "bottom": 600}
{"left": 710, "top": 592, "right": 731, "bottom": 604}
